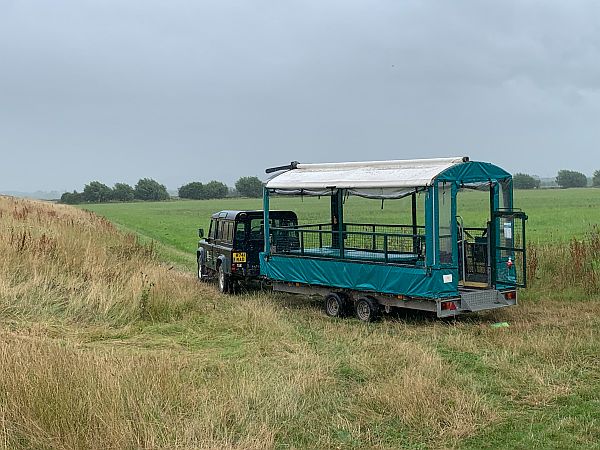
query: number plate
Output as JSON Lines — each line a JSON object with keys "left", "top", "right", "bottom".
{"left": 233, "top": 252, "right": 246, "bottom": 263}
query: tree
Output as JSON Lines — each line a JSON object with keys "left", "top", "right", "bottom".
{"left": 556, "top": 170, "right": 588, "bottom": 188}
{"left": 593, "top": 170, "right": 600, "bottom": 187}
{"left": 60, "top": 190, "right": 83, "bottom": 204}
{"left": 112, "top": 183, "right": 135, "bottom": 201}
{"left": 134, "top": 178, "right": 170, "bottom": 201}
{"left": 235, "top": 176, "right": 263, "bottom": 197}
{"left": 203, "top": 181, "right": 229, "bottom": 199}
{"left": 82, "top": 181, "right": 113, "bottom": 203}
{"left": 178, "top": 182, "right": 205, "bottom": 199}
{"left": 513, "top": 173, "right": 540, "bottom": 190}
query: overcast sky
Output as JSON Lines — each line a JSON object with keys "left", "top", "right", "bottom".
{"left": 1, "top": 0, "right": 600, "bottom": 192}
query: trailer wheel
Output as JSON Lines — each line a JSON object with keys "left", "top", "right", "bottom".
{"left": 355, "top": 297, "right": 380, "bottom": 322}
{"left": 324, "top": 293, "right": 348, "bottom": 318}
{"left": 217, "top": 264, "right": 230, "bottom": 294}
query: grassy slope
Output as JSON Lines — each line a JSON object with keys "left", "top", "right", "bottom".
{"left": 2, "top": 194, "right": 600, "bottom": 448}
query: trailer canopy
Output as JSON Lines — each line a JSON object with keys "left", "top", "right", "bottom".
{"left": 265, "top": 156, "right": 510, "bottom": 199}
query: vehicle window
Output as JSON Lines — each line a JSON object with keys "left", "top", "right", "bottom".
{"left": 218, "top": 221, "right": 226, "bottom": 241}
{"left": 235, "top": 222, "right": 246, "bottom": 242}
{"left": 209, "top": 219, "right": 217, "bottom": 239}
{"left": 247, "top": 216, "right": 298, "bottom": 240}
{"left": 225, "top": 221, "right": 234, "bottom": 243}
{"left": 249, "top": 218, "right": 264, "bottom": 240}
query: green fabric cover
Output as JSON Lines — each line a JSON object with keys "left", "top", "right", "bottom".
{"left": 435, "top": 161, "right": 511, "bottom": 184}
{"left": 260, "top": 254, "right": 458, "bottom": 299}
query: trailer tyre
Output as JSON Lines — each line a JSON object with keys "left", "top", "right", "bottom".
{"left": 355, "top": 297, "right": 381, "bottom": 322}
{"left": 324, "top": 293, "right": 348, "bottom": 318}
{"left": 217, "top": 264, "right": 230, "bottom": 294}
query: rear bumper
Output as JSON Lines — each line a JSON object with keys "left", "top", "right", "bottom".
{"left": 437, "top": 289, "right": 517, "bottom": 318}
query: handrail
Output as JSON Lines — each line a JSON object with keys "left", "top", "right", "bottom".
{"left": 345, "top": 222, "right": 426, "bottom": 228}
{"left": 271, "top": 226, "right": 421, "bottom": 239}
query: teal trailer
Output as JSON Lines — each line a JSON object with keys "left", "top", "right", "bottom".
{"left": 260, "top": 157, "right": 527, "bottom": 321}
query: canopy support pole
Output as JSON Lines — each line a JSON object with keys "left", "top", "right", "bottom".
{"left": 263, "top": 188, "right": 270, "bottom": 255}
{"left": 331, "top": 189, "right": 344, "bottom": 257}
{"left": 412, "top": 193, "right": 418, "bottom": 254}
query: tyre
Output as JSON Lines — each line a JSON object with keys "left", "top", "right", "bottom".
{"left": 217, "top": 264, "right": 230, "bottom": 294}
{"left": 324, "top": 292, "right": 348, "bottom": 318}
{"left": 355, "top": 297, "right": 381, "bottom": 322}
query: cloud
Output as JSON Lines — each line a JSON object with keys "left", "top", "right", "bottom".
{"left": 1, "top": 0, "right": 599, "bottom": 191}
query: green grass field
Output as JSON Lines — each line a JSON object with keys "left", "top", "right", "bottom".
{"left": 2, "top": 190, "right": 595, "bottom": 449}
{"left": 83, "top": 188, "right": 600, "bottom": 264}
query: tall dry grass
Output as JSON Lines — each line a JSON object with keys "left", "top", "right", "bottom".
{"left": 527, "top": 226, "right": 600, "bottom": 298}
{"left": 0, "top": 196, "right": 206, "bottom": 324}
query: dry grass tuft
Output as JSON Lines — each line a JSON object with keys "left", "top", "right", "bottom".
{"left": 527, "top": 226, "right": 600, "bottom": 298}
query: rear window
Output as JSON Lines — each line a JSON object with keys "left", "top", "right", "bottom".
{"left": 241, "top": 216, "right": 297, "bottom": 241}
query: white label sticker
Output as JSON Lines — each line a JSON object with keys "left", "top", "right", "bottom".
{"left": 443, "top": 274, "right": 453, "bottom": 283}
{"left": 504, "top": 222, "right": 512, "bottom": 239}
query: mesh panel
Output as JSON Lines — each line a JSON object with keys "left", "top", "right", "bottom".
{"left": 270, "top": 223, "right": 425, "bottom": 265}
{"left": 494, "top": 214, "right": 526, "bottom": 287}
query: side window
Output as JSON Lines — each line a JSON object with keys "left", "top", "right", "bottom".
{"left": 218, "top": 221, "right": 226, "bottom": 241}
{"left": 229, "top": 222, "right": 235, "bottom": 243}
{"left": 209, "top": 219, "right": 217, "bottom": 239}
{"left": 223, "top": 221, "right": 231, "bottom": 244}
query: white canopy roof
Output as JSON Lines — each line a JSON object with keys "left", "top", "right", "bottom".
{"left": 266, "top": 157, "right": 468, "bottom": 191}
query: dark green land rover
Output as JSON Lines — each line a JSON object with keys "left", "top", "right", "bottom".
{"left": 197, "top": 210, "right": 298, "bottom": 293}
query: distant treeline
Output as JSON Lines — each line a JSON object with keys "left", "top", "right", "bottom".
{"left": 514, "top": 170, "right": 600, "bottom": 189}
{"left": 60, "top": 176, "right": 264, "bottom": 204}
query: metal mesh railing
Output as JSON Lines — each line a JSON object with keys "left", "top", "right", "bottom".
{"left": 270, "top": 223, "right": 425, "bottom": 265}
{"left": 459, "top": 227, "right": 489, "bottom": 281}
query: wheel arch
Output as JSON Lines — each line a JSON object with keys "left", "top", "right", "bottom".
{"left": 217, "top": 255, "right": 230, "bottom": 274}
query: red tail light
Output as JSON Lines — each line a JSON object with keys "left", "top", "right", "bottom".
{"left": 505, "top": 291, "right": 516, "bottom": 300}
{"left": 441, "top": 301, "right": 457, "bottom": 311}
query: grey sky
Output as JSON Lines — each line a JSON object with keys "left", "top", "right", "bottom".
{"left": 1, "top": 0, "right": 599, "bottom": 192}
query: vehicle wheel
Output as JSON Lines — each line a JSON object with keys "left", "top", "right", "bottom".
{"left": 217, "top": 264, "right": 230, "bottom": 294}
{"left": 324, "top": 292, "right": 348, "bottom": 318}
{"left": 197, "top": 257, "right": 209, "bottom": 282}
{"left": 355, "top": 297, "right": 381, "bottom": 322}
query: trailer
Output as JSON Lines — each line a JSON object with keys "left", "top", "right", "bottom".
{"left": 260, "top": 157, "right": 527, "bottom": 321}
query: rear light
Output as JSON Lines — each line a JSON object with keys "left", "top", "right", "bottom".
{"left": 505, "top": 291, "right": 516, "bottom": 300}
{"left": 441, "top": 301, "right": 457, "bottom": 311}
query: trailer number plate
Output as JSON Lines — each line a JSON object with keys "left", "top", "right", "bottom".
{"left": 233, "top": 252, "right": 246, "bottom": 263}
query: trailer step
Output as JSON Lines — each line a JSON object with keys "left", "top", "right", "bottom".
{"left": 460, "top": 289, "right": 510, "bottom": 312}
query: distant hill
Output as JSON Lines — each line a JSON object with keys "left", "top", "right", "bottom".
{"left": 0, "top": 190, "right": 62, "bottom": 200}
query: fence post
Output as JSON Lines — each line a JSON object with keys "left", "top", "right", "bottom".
{"left": 384, "top": 234, "right": 388, "bottom": 263}
{"left": 372, "top": 225, "right": 376, "bottom": 250}
{"left": 319, "top": 224, "right": 323, "bottom": 248}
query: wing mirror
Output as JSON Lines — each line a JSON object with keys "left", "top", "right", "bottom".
{"left": 198, "top": 228, "right": 204, "bottom": 238}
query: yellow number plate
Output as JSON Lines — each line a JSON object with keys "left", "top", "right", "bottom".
{"left": 233, "top": 252, "right": 246, "bottom": 263}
